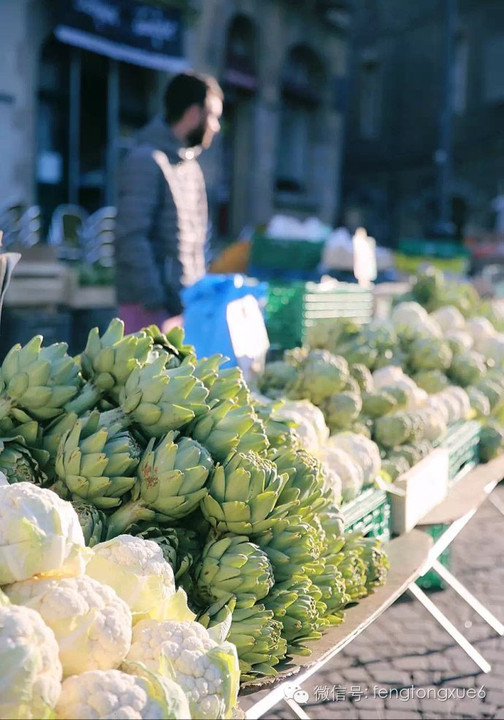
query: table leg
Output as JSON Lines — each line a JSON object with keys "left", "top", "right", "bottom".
{"left": 430, "top": 560, "right": 504, "bottom": 635}
{"left": 489, "top": 493, "right": 504, "bottom": 517}
{"left": 407, "top": 582, "right": 491, "bottom": 674}
{"left": 284, "top": 697, "right": 311, "bottom": 719}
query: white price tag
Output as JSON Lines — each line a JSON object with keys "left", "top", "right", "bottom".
{"left": 353, "top": 227, "right": 377, "bottom": 286}
{"left": 226, "top": 295, "right": 270, "bottom": 384}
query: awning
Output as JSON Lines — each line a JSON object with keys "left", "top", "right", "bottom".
{"left": 55, "top": 0, "right": 189, "bottom": 72}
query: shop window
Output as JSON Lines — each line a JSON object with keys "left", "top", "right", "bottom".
{"left": 275, "top": 45, "right": 324, "bottom": 199}
{"left": 359, "top": 56, "right": 381, "bottom": 139}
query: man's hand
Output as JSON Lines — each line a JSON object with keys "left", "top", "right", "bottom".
{"left": 162, "top": 314, "right": 184, "bottom": 333}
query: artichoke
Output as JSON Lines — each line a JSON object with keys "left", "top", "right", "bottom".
{"left": 339, "top": 534, "right": 368, "bottom": 604}
{"left": 448, "top": 350, "right": 487, "bottom": 388}
{"left": 257, "top": 361, "right": 298, "bottom": 399}
{"left": 265, "top": 576, "right": 326, "bottom": 656}
{"left": 373, "top": 413, "right": 413, "bottom": 448}
{"left": 288, "top": 350, "right": 349, "bottom": 405}
{"left": 360, "top": 536, "right": 390, "bottom": 591}
{"left": 189, "top": 399, "right": 268, "bottom": 461}
{"left": 312, "top": 556, "right": 349, "bottom": 625}
{"left": 381, "top": 456, "right": 410, "bottom": 481}
{"left": 0, "top": 336, "right": 81, "bottom": 421}
{"left": 362, "top": 390, "right": 397, "bottom": 419}
{"left": 72, "top": 499, "right": 108, "bottom": 547}
{"left": 135, "top": 525, "right": 200, "bottom": 582}
{"left": 195, "top": 535, "right": 274, "bottom": 609}
{"left": 111, "top": 357, "right": 209, "bottom": 437}
{"left": 55, "top": 412, "right": 141, "bottom": 508}
{"left": 0, "top": 436, "right": 47, "bottom": 486}
{"left": 73, "top": 319, "right": 152, "bottom": 412}
{"left": 140, "top": 323, "right": 194, "bottom": 368}
{"left": 322, "top": 391, "right": 362, "bottom": 431}
{"left": 256, "top": 517, "right": 324, "bottom": 581}
{"left": 270, "top": 447, "right": 329, "bottom": 520}
{"left": 467, "top": 386, "right": 491, "bottom": 418}
{"left": 228, "top": 604, "right": 287, "bottom": 681}
{"left": 411, "top": 370, "right": 449, "bottom": 394}
{"left": 207, "top": 366, "right": 251, "bottom": 405}
{"left": 408, "top": 337, "right": 452, "bottom": 372}
{"left": 254, "top": 403, "right": 302, "bottom": 450}
{"left": 201, "top": 451, "right": 291, "bottom": 536}
{"left": 479, "top": 422, "right": 504, "bottom": 462}
{"left": 106, "top": 431, "right": 213, "bottom": 537}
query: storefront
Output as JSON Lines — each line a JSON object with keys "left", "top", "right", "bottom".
{"left": 36, "top": 0, "right": 187, "bottom": 227}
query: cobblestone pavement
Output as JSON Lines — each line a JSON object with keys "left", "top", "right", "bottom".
{"left": 241, "top": 483, "right": 504, "bottom": 719}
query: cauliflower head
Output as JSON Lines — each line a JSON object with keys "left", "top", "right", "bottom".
{"left": 56, "top": 667, "right": 190, "bottom": 720}
{"left": 0, "top": 603, "right": 62, "bottom": 719}
{"left": 430, "top": 305, "right": 466, "bottom": 332}
{"left": 86, "top": 534, "right": 193, "bottom": 624}
{"left": 326, "top": 432, "right": 381, "bottom": 486}
{"left": 274, "top": 399, "right": 329, "bottom": 451}
{"left": 318, "top": 446, "right": 364, "bottom": 502}
{"left": 0, "top": 482, "right": 86, "bottom": 585}
{"left": 5, "top": 574, "right": 132, "bottom": 677}
{"left": 126, "top": 619, "right": 240, "bottom": 719}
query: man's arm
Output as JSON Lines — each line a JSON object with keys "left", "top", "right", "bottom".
{"left": 114, "top": 148, "right": 166, "bottom": 310}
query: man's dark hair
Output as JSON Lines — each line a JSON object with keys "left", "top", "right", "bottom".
{"left": 164, "top": 72, "right": 223, "bottom": 124}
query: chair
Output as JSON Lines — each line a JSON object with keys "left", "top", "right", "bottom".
{"left": 48, "top": 204, "right": 89, "bottom": 261}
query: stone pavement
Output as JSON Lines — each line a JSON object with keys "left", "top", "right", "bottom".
{"left": 241, "top": 483, "right": 504, "bottom": 719}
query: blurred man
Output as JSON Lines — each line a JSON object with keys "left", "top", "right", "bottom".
{"left": 115, "top": 72, "right": 223, "bottom": 333}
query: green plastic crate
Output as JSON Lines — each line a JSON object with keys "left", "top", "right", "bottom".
{"left": 250, "top": 234, "right": 325, "bottom": 271}
{"left": 417, "top": 524, "right": 451, "bottom": 591}
{"left": 342, "top": 487, "right": 391, "bottom": 542}
{"left": 398, "top": 237, "right": 471, "bottom": 259}
{"left": 418, "top": 421, "right": 481, "bottom": 590}
{"left": 437, "top": 420, "right": 481, "bottom": 486}
{"left": 265, "top": 281, "right": 373, "bottom": 350}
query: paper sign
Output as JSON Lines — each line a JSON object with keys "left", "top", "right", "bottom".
{"left": 226, "top": 295, "right": 270, "bottom": 384}
{"left": 353, "top": 227, "right": 377, "bottom": 287}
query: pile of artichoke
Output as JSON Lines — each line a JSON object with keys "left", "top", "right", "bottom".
{"left": 0, "top": 319, "right": 389, "bottom": 684}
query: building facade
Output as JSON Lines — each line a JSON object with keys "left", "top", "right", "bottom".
{"left": 343, "top": 0, "right": 504, "bottom": 247}
{"left": 0, "top": 0, "right": 351, "bottom": 244}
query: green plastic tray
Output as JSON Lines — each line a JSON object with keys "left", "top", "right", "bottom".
{"left": 265, "top": 281, "right": 373, "bottom": 350}
{"left": 342, "top": 487, "right": 391, "bottom": 542}
{"left": 250, "top": 234, "right": 325, "bottom": 271}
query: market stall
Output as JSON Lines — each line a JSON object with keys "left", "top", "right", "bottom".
{"left": 0, "top": 264, "right": 503, "bottom": 719}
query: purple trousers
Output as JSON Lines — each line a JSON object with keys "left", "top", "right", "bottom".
{"left": 118, "top": 304, "right": 169, "bottom": 334}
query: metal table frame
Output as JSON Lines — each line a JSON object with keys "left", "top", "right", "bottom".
{"left": 243, "top": 458, "right": 504, "bottom": 719}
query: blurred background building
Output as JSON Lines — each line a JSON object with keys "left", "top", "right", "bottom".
{"left": 343, "top": 0, "right": 504, "bottom": 247}
{"left": 0, "top": 0, "right": 351, "bottom": 243}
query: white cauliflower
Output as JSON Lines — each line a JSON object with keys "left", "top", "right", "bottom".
{"left": 56, "top": 667, "right": 190, "bottom": 720}
{"left": 318, "top": 446, "right": 364, "bottom": 502}
{"left": 0, "top": 603, "right": 62, "bottom": 719}
{"left": 126, "top": 619, "right": 240, "bottom": 719}
{"left": 0, "top": 482, "right": 87, "bottom": 584}
{"left": 326, "top": 432, "right": 381, "bottom": 486}
{"left": 372, "top": 365, "right": 406, "bottom": 389}
{"left": 417, "top": 407, "right": 448, "bottom": 443}
{"left": 273, "top": 399, "right": 330, "bottom": 450}
{"left": 392, "top": 302, "right": 442, "bottom": 338}
{"left": 86, "top": 534, "right": 194, "bottom": 624}
{"left": 465, "top": 317, "right": 497, "bottom": 351}
{"left": 430, "top": 305, "right": 466, "bottom": 332}
{"left": 445, "top": 329, "right": 473, "bottom": 350}
{"left": 5, "top": 575, "right": 132, "bottom": 677}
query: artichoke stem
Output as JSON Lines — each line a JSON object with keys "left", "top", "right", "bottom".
{"left": 105, "top": 498, "right": 155, "bottom": 539}
{"left": 98, "top": 407, "right": 129, "bottom": 435}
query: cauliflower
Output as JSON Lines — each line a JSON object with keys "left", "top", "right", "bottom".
{"left": 126, "top": 619, "right": 240, "bottom": 719}
{"left": 0, "top": 482, "right": 87, "bottom": 585}
{"left": 391, "top": 302, "right": 442, "bottom": 338}
{"left": 445, "top": 329, "right": 473, "bottom": 353}
{"left": 326, "top": 432, "right": 381, "bottom": 486}
{"left": 372, "top": 365, "right": 405, "bottom": 389}
{"left": 5, "top": 575, "right": 132, "bottom": 677}
{"left": 86, "top": 534, "right": 194, "bottom": 625}
{"left": 465, "top": 317, "right": 497, "bottom": 351}
{"left": 430, "top": 305, "right": 466, "bottom": 332}
{"left": 273, "top": 399, "right": 329, "bottom": 451}
{"left": 318, "top": 446, "right": 364, "bottom": 502}
{"left": 361, "top": 390, "right": 397, "bottom": 418}
{"left": 56, "top": 667, "right": 190, "bottom": 720}
{"left": 0, "top": 603, "right": 62, "bottom": 719}
{"left": 408, "top": 337, "right": 453, "bottom": 372}
{"left": 417, "top": 407, "right": 448, "bottom": 443}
